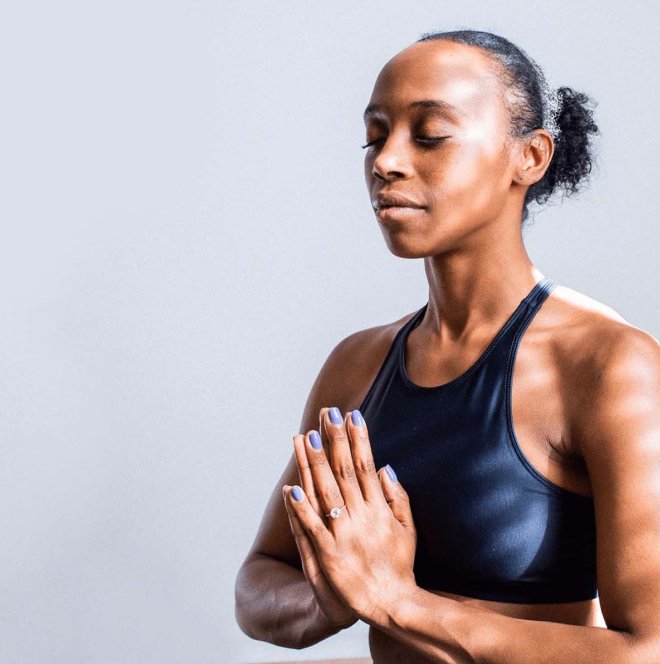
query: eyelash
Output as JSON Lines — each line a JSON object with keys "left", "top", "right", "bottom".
{"left": 360, "top": 136, "right": 449, "bottom": 149}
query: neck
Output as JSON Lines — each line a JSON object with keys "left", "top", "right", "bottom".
{"left": 422, "top": 219, "right": 543, "bottom": 341}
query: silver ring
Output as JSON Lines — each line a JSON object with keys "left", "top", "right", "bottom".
{"left": 325, "top": 505, "right": 347, "bottom": 519}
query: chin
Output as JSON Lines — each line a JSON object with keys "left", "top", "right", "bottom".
{"left": 386, "top": 210, "right": 486, "bottom": 257}
{"left": 381, "top": 233, "right": 438, "bottom": 259}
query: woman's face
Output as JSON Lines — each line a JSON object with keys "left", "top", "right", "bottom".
{"left": 363, "top": 40, "right": 523, "bottom": 257}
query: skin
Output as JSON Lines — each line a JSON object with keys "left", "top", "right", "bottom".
{"left": 235, "top": 39, "right": 660, "bottom": 662}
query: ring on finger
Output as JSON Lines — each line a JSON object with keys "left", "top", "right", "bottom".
{"left": 325, "top": 504, "right": 347, "bottom": 520}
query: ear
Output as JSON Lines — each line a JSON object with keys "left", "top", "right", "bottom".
{"left": 514, "top": 129, "right": 554, "bottom": 186}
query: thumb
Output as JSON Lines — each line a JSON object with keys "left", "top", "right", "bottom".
{"left": 379, "top": 464, "right": 416, "bottom": 533}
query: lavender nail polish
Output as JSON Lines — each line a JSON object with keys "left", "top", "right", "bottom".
{"left": 309, "top": 430, "right": 322, "bottom": 450}
{"left": 291, "top": 485, "right": 304, "bottom": 502}
{"left": 351, "top": 409, "right": 365, "bottom": 427}
{"left": 328, "top": 407, "right": 342, "bottom": 425}
{"left": 385, "top": 464, "right": 398, "bottom": 483}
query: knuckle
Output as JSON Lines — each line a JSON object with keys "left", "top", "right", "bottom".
{"left": 331, "top": 460, "right": 356, "bottom": 481}
{"left": 355, "top": 457, "right": 377, "bottom": 475}
{"left": 323, "top": 485, "right": 343, "bottom": 505}
{"left": 327, "top": 426, "right": 348, "bottom": 445}
{"left": 297, "top": 458, "right": 311, "bottom": 473}
{"left": 309, "top": 453, "right": 327, "bottom": 467}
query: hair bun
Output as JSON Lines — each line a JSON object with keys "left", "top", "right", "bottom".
{"left": 532, "top": 86, "right": 600, "bottom": 211}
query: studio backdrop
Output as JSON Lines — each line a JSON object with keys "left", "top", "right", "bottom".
{"left": 1, "top": 1, "right": 658, "bottom": 663}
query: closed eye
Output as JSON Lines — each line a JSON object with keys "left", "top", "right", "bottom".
{"left": 416, "top": 135, "right": 450, "bottom": 145}
{"left": 361, "top": 136, "right": 450, "bottom": 149}
{"left": 361, "top": 138, "right": 384, "bottom": 149}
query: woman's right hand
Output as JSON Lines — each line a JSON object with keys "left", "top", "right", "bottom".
{"left": 282, "top": 427, "right": 358, "bottom": 629}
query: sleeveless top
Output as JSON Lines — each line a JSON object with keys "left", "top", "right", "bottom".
{"left": 359, "top": 278, "right": 598, "bottom": 604}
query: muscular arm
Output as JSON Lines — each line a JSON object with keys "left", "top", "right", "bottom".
{"left": 234, "top": 455, "right": 347, "bottom": 648}
{"left": 368, "top": 327, "right": 660, "bottom": 663}
{"left": 235, "top": 324, "right": 392, "bottom": 648}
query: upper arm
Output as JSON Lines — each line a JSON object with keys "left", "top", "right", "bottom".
{"left": 573, "top": 326, "right": 660, "bottom": 644}
{"left": 242, "top": 324, "right": 390, "bottom": 568}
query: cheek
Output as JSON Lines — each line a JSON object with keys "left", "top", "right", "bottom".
{"left": 429, "top": 131, "right": 509, "bottom": 206}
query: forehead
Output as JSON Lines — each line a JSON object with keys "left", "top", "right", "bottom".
{"left": 366, "top": 40, "right": 504, "bottom": 122}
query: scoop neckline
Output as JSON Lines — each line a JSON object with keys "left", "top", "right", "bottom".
{"left": 398, "top": 279, "right": 550, "bottom": 393}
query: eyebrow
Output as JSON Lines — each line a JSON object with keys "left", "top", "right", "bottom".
{"left": 363, "top": 99, "right": 465, "bottom": 122}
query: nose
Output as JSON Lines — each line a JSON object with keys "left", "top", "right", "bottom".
{"left": 370, "top": 134, "right": 413, "bottom": 182}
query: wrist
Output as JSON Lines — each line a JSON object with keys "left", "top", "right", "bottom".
{"left": 313, "top": 598, "right": 357, "bottom": 631}
{"left": 387, "top": 583, "right": 426, "bottom": 631}
{"left": 378, "top": 584, "right": 465, "bottom": 649}
{"left": 360, "top": 577, "right": 421, "bottom": 630}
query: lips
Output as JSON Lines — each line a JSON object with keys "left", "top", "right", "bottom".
{"left": 372, "top": 191, "right": 427, "bottom": 211}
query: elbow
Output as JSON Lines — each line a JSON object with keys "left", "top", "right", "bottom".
{"left": 235, "top": 600, "right": 282, "bottom": 647}
{"left": 234, "top": 565, "right": 258, "bottom": 641}
{"left": 234, "top": 559, "right": 307, "bottom": 650}
{"left": 234, "top": 561, "right": 270, "bottom": 644}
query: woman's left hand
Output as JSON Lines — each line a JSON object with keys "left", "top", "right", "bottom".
{"left": 283, "top": 407, "right": 418, "bottom": 626}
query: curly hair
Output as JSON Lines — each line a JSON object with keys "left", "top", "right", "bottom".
{"left": 417, "top": 30, "right": 600, "bottom": 224}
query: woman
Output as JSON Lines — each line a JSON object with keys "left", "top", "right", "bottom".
{"left": 235, "top": 30, "right": 660, "bottom": 662}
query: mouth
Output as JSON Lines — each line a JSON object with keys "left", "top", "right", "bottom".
{"left": 375, "top": 205, "right": 427, "bottom": 222}
{"left": 372, "top": 192, "right": 428, "bottom": 218}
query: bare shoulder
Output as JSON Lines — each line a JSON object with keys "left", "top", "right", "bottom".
{"left": 544, "top": 284, "right": 660, "bottom": 453}
{"left": 546, "top": 289, "right": 660, "bottom": 638}
{"left": 298, "top": 307, "right": 420, "bottom": 432}
{"left": 546, "top": 284, "right": 659, "bottom": 365}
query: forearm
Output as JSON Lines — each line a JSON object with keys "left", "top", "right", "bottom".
{"left": 234, "top": 553, "right": 347, "bottom": 649}
{"left": 371, "top": 587, "right": 647, "bottom": 664}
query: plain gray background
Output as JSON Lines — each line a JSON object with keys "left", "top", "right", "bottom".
{"left": 1, "top": 1, "right": 658, "bottom": 663}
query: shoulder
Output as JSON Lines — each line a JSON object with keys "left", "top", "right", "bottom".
{"left": 545, "top": 284, "right": 660, "bottom": 453}
{"left": 297, "top": 307, "right": 420, "bottom": 433}
{"left": 546, "top": 283, "right": 658, "bottom": 372}
{"left": 320, "top": 308, "right": 421, "bottom": 408}
{"left": 546, "top": 289, "right": 660, "bottom": 636}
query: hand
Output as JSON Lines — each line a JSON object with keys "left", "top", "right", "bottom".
{"left": 283, "top": 419, "right": 358, "bottom": 629}
{"left": 284, "top": 406, "right": 417, "bottom": 626}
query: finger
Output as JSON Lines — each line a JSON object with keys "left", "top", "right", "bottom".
{"left": 293, "top": 434, "right": 321, "bottom": 514}
{"left": 378, "top": 465, "right": 417, "bottom": 535}
{"left": 345, "top": 408, "right": 388, "bottom": 506}
{"left": 302, "top": 426, "right": 352, "bottom": 523}
{"left": 282, "top": 484, "right": 325, "bottom": 583}
{"left": 320, "top": 406, "right": 364, "bottom": 508}
{"left": 283, "top": 484, "right": 334, "bottom": 550}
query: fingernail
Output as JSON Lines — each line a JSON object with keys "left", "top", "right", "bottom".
{"left": 385, "top": 464, "right": 398, "bottom": 483}
{"left": 351, "top": 409, "right": 364, "bottom": 427}
{"left": 328, "top": 406, "right": 342, "bottom": 425}
{"left": 291, "top": 485, "right": 304, "bottom": 502}
{"left": 309, "top": 430, "right": 322, "bottom": 450}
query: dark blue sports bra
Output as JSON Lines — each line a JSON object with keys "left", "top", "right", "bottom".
{"left": 360, "top": 278, "right": 598, "bottom": 603}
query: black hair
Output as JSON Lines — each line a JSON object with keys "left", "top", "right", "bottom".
{"left": 417, "top": 30, "right": 600, "bottom": 224}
